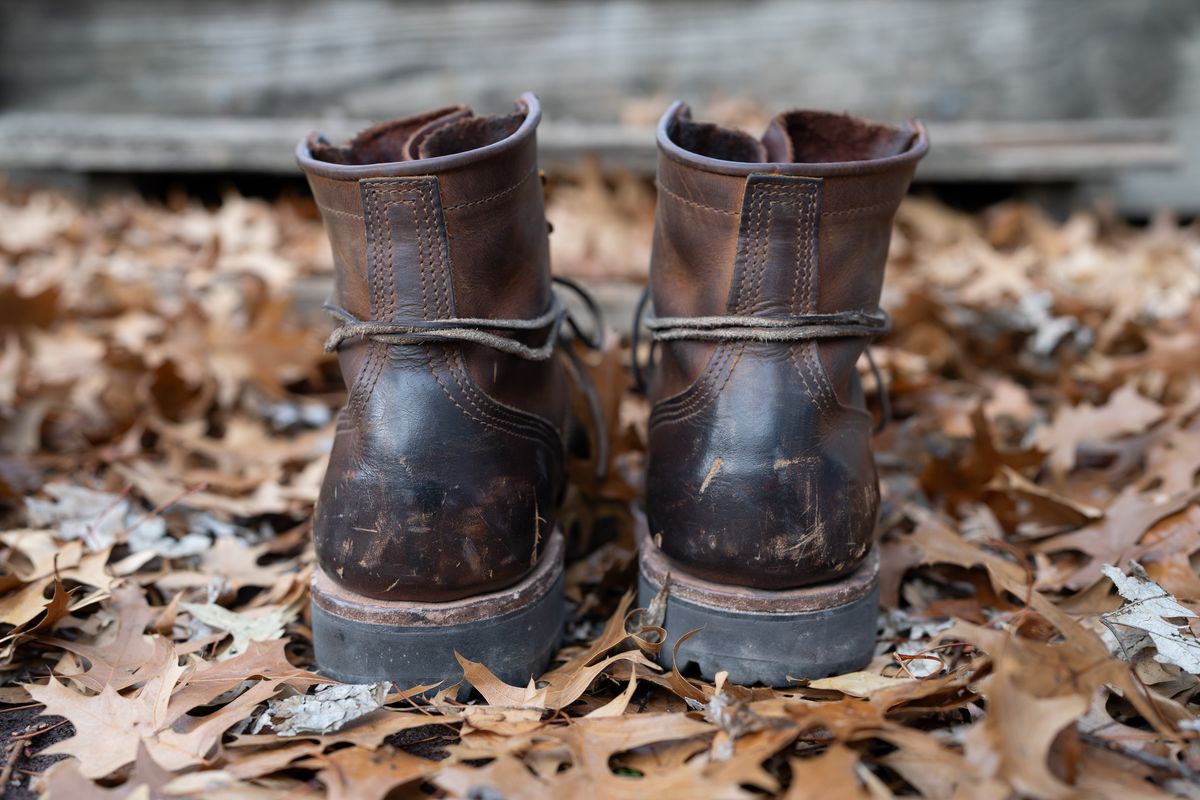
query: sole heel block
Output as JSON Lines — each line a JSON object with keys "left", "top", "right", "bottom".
{"left": 639, "top": 534, "right": 879, "bottom": 686}
{"left": 312, "top": 530, "right": 565, "bottom": 691}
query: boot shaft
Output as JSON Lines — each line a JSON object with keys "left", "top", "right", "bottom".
{"left": 649, "top": 103, "right": 926, "bottom": 407}
{"left": 298, "top": 96, "right": 552, "bottom": 336}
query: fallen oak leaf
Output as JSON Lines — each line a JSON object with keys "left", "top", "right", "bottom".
{"left": 317, "top": 745, "right": 438, "bottom": 800}
{"left": 155, "top": 532, "right": 296, "bottom": 595}
{"left": 806, "top": 671, "right": 917, "bottom": 699}
{"left": 454, "top": 596, "right": 658, "bottom": 711}
{"left": 435, "top": 753, "right": 555, "bottom": 800}
{"left": 231, "top": 707, "right": 459, "bottom": 753}
{"left": 458, "top": 704, "right": 546, "bottom": 738}
{"left": 534, "top": 713, "right": 723, "bottom": 797}
{"left": 705, "top": 684, "right": 768, "bottom": 762}
{"left": 24, "top": 657, "right": 185, "bottom": 779}
{"left": 539, "top": 590, "right": 651, "bottom": 690}
{"left": 0, "top": 529, "right": 83, "bottom": 581}
{"left": 665, "top": 628, "right": 711, "bottom": 705}
{"left": 782, "top": 744, "right": 870, "bottom": 800}
{"left": 182, "top": 600, "right": 297, "bottom": 658}
{"left": 455, "top": 652, "right": 548, "bottom": 708}
{"left": 0, "top": 574, "right": 74, "bottom": 633}
{"left": 877, "top": 724, "right": 1008, "bottom": 799}
{"left": 36, "top": 740, "right": 175, "bottom": 800}
{"left": 907, "top": 512, "right": 1190, "bottom": 733}
{"left": 24, "top": 482, "right": 130, "bottom": 552}
{"left": 220, "top": 738, "right": 325, "bottom": 780}
{"left": 1034, "top": 486, "right": 1200, "bottom": 591}
{"left": 962, "top": 662, "right": 1088, "bottom": 800}
{"left": 44, "top": 581, "right": 160, "bottom": 692}
{"left": 167, "top": 638, "right": 326, "bottom": 717}
{"left": 1033, "top": 384, "right": 1164, "bottom": 476}
{"left": 585, "top": 666, "right": 638, "bottom": 718}
{"left": 1141, "top": 425, "right": 1200, "bottom": 495}
{"left": 28, "top": 652, "right": 284, "bottom": 779}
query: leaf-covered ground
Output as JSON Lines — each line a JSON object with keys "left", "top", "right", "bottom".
{"left": 1, "top": 171, "right": 1200, "bottom": 798}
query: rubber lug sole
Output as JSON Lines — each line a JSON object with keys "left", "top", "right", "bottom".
{"left": 637, "top": 518, "right": 879, "bottom": 686}
{"left": 311, "top": 530, "right": 564, "bottom": 693}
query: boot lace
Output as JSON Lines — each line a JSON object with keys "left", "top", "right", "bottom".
{"left": 630, "top": 286, "right": 893, "bottom": 432}
{"left": 324, "top": 276, "right": 609, "bottom": 477}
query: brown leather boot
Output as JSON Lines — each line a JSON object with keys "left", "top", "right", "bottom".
{"left": 636, "top": 103, "right": 928, "bottom": 684}
{"left": 297, "top": 94, "right": 579, "bottom": 687}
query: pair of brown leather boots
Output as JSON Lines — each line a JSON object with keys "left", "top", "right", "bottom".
{"left": 297, "top": 93, "right": 927, "bottom": 688}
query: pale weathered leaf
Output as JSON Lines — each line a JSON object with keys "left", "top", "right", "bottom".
{"left": 255, "top": 682, "right": 389, "bottom": 737}
{"left": 1102, "top": 562, "right": 1200, "bottom": 674}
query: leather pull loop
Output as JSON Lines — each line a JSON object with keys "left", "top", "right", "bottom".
{"left": 630, "top": 284, "right": 893, "bottom": 430}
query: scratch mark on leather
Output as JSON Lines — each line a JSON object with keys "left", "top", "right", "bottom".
{"left": 531, "top": 497, "right": 542, "bottom": 567}
{"left": 773, "top": 455, "right": 817, "bottom": 470}
{"left": 699, "top": 457, "right": 724, "bottom": 495}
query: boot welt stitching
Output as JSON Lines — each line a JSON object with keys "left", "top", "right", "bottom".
{"left": 656, "top": 180, "right": 741, "bottom": 217}
{"left": 349, "top": 177, "right": 582, "bottom": 453}
{"left": 349, "top": 184, "right": 426, "bottom": 412}
{"left": 442, "top": 164, "right": 538, "bottom": 211}
{"left": 426, "top": 350, "right": 559, "bottom": 449}
{"left": 822, "top": 199, "right": 901, "bottom": 218}
{"left": 649, "top": 344, "right": 744, "bottom": 431}
{"left": 446, "top": 349, "right": 561, "bottom": 448}
{"left": 654, "top": 184, "right": 769, "bottom": 422}
{"left": 315, "top": 202, "right": 364, "bottom": 221}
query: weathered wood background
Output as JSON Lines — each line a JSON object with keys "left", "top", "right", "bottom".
{"left": 1, "top": 0, "right": 1198, "bottom": 212}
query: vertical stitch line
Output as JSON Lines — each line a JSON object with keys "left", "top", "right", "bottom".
{"left": 802, "top": 186, "right": 834, "bottom": 414}
{"left": 421, "top": 181, "right": 451, "bottom": 320}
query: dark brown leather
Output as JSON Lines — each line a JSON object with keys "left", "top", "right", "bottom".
{"left": 644, "top": 103, "right": 928, "bottom": 590}
{"left": 297, "top": 94, "right": 568, "bottom": 602}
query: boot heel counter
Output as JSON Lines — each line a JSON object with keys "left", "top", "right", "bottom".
{"left": 648, "top": 355, "right": 878, "bottom": 589}
{"left": 314, "top": 354, "right": 564, "bottom": 602}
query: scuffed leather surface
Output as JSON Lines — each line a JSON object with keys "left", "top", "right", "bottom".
{"left": 298, "top": 95, "right": 566, "bottom": 602}
{"left": 645, "top": 104, "right": 927, "bottom": 589}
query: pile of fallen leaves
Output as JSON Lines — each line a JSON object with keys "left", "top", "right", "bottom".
{"left": 1, "top": 169, "right": 1200, "bottom": 799}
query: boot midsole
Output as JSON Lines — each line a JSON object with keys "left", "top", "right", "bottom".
{"left": 311, "top": 530, "right": 565, "bottom": 689}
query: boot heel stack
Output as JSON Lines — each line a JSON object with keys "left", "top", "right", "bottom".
{"left": 312, "top": 531, "right": 565, "bottom": 690}
{"left": 637, "top": 518, "right": 879, "bottom": 684}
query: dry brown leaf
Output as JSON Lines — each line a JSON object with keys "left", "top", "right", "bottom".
{"left": 963, "top": 663, "right": 1088, "bottom": 799}
{"left": 317, "top": 745, "right": 437, "bottom": 800}
{"left": 1034, "top": 384, "right": 1164, "bottom": 476}
{"left": 1036, "top": 486, "right": 1200, "bottom": 590}
{"left": 781, "top": 744, "right": 870, "bottom": 800}
{"left": 46, "top": 582, "right": 160, "bottom": 691}
{"left": 26, "top": 663, "right": 281, "bottom": 778}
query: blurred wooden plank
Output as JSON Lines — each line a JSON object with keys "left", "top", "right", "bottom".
{"left": 2, "top": 0, "right": 1194, "bottom": 126}
{"left": 0, "top": 112, "right": 1179, "bottom": 181}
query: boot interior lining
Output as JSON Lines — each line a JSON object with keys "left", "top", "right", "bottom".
{"left": 307, "top": 105, "right": 467, "bottom": 165}
{"left": 417, "top": 112, "right": 526, "bottom": 160}
{"left": 668, "top": 107, "right": 918, "bottom": 165}
{"left": 772, "top": 110, "right": 917, "bottom": 163}
{"left": 668, "top": 116, "right": 767, "bottom": 163}
{"left": 308, "top": 106, "right": 527, "bottom": 165}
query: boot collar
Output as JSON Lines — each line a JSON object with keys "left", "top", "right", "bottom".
{"left": 657, "top": 100, "right": 929, "bottom": 178}
{"left": 295, "top": 92, "right": 542, "bottom": 182}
